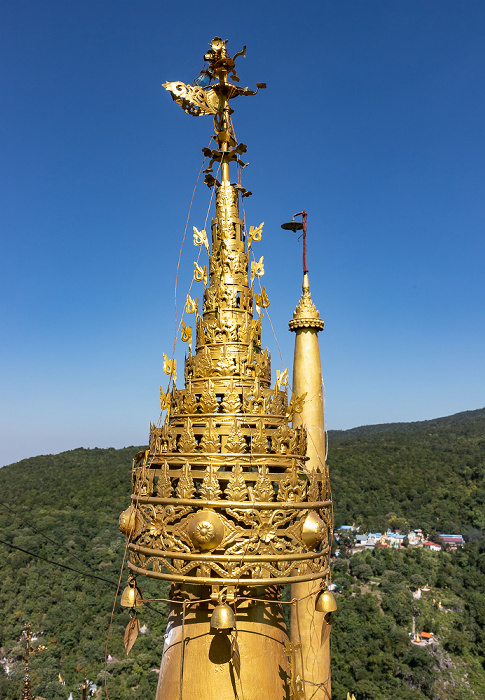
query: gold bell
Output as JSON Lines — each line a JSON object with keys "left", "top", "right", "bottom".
{"left": 120, "top": 577, "right": 144, "bottom": 608}
{"left": 315, "top": 589, "right": 337, "bottom": 613}
{"left": 210, "top": 603, "right": 235, "bottom": 632}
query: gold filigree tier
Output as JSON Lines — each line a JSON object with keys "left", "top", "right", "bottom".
{"left": 121, "top": 181, "right": 331, "bottom": 586}
{"left": 288, "top": 273, "right": 325, "bottom": 332}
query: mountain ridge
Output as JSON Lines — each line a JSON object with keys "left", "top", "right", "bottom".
{"left": 0, "top": 407, "right": 484, "bottom": 699}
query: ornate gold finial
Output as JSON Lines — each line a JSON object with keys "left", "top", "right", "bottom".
{"left": 289, "top": 273, "right": 325, "bottom": 331}
{"left": 20, "top": 623, "right": 46, "bottom": 700}
{"left": 282, "top": 211, "right": 325, "bottom": 332}
{"left": 163, "top": 36, "right": 265, "bottom": 190}
{"left": 119, "top": 37, "right": 333, "bottom": 700}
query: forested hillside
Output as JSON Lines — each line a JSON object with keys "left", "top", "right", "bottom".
{"left": 329, "top": 408, "right": 485, "bottom": 536}
{"left": 0, "top": 408, "right": 484, "bottom": 699}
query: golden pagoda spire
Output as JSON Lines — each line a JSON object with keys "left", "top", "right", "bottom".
{"left": 119, "top": 37, "right": 332, "bottom": 700}
{"left": 20, "top": 623, "right": 46, "bottom": 700}
{"left": 288, "top": 216, "right": 335, "bottom": 698}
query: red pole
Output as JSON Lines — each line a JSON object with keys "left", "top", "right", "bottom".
{"left": 294, "top": 210, "right": 308, "bottom": 275}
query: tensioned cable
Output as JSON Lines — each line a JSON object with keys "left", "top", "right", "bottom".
{"left": 156, "top": 156, "right": 220, "bottom": 434}
{"left": 0, "top": 538, "right": 118, "bottom": 587}
{"left": 172, "top": 141, "right": 212, "bottom": 365}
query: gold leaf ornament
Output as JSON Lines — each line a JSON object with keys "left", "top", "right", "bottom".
{"left": 276, "top": 368, "right": 289, "bottom": 390}
{"left": 186, "top": 294, "right": 199, "bottom": 317}
{"left": 181, "top": 320, "right": 193, "bottom": 353}
{"left": 194, "top": 262, "right": 207, "bottom": 286}
{"left": 176, "top": 461, "right": 195, "bottom": 499}
{"left": 159, "top": 387, "right": 171, "bottom": 416}
{"left": 254, "top": 286, "right": 270, "bottom": 312}
{"left": 231, "top": 634, "right": 241, "bottom": 679}
{"left": 286, "top": 393, "right": 307, "bottom": 421}
{"left": 163, "top": 354, "right": 177, "bottom": 384}
{"left": 247, "top": 222, "right": 264, "bottom": 251}
{"left": 193, "top": 226, "right": 209, "bottom": 251}
{"left": 225, "top": 463, "right": 248, "bottom": 501}
{"left": 250, "top": 256, "right": 264, "bottom": 285}
{"left": 124, "top": 614, "right": 140, "bottom": 655}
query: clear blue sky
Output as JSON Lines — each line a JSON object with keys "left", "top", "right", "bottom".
{"left": 1, "top": 1, "right": 484, "bottom": 467}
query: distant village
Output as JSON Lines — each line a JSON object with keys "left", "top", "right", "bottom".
{"left": 333, "top": 525, "right": 465, "bottom": 555}
{"left": 332, "top": 526, "right": 466, "bottom": 648}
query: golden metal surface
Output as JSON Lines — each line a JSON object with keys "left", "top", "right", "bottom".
{"left": 290, "top": 273, "right": 333, "bottom": 698}
{"left": 156, "top": 594, "right": 289, "bottom": 700}
{"left": 119, "top": 36, "right": 334, "bottom": 699}
{"left": 188, "top": 510, "right": 224, "bottom": 550}
{"left": 120, "top": 576, "right": 144, "bottom": 608}
{"left": 210, "top": 602, "right": 236, "bottom": 630}
{"left": 315, "top": 590, "right": 338, "bottom": 614}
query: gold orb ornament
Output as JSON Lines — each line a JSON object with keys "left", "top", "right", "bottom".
{"left": 119, "top": 505, "right": 140, "bottom": 538}
{"left": 301, "top": 510, "right": 325, "bottom": 549}
{"left": 188, "top": 510, "right": 224, "bottom": 551}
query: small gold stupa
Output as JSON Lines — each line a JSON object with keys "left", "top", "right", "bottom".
{"left": 119, "top": 37, "right": 334, "bottom": 700}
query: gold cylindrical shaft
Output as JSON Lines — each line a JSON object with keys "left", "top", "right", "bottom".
{"left": 290, "top": 273, "right": 332, "bottom": 699}
{"left": 155, "top": 590, "right": 290, "bottom": 700}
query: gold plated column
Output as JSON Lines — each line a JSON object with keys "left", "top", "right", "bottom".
{"left": 290, "top": 273, "right": 333, "bottom": 699}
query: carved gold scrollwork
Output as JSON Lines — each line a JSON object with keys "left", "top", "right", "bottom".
{"left": 253, "top": 464, "right": 274, "bottom": 502}
{"left": 226, "top": 419, "right": 247, "bottom": 453}
{"left": 183, "top": 390, "right": 199, "bottom": 414}
{"left": 251, "top": 423, "right": 268, "bottom": 454}
{"left": 163, "top": 354, "right": 177, "bottom": 384}
{"left": 225, "top": 463, "right": 248, "bottom": 501}
{"left": 275, "top": 368, "right": 289, "bottom": 391}
{"left": 278, "top": 464, "right": 306, "bottom": 503}
{"left": 199, "top": 418, "right": 220, "bottom": 453}
{"left": 286, "top": 393, "right": 307, "bottom": 421}
{"left": 199, "top": 464, "right": 222, "bottom": 499}
{"left": 221, "top": 380, "right": 241, "bottom": 413}
{"left": 176, "top": 461, "right": 195, "bottom": 499}
{"left": 307, "top": 471, "right": 320, "bottom": 503}
{"left": 199, "top": 379, "right": 218, "bottom": 413}
{"left": 157, "top": 461, "right": 173, "bottom": 499}
{"left": 179, "top": 418, "right": 197, "bottom": 453}
{"left": 254, "top": 286, "right": 270, "bottom": 312}
{"left": 159, "top": 387, "right": 171, "bottom": 415}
